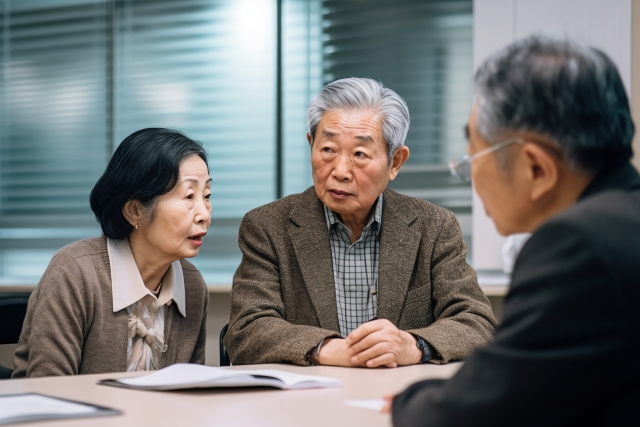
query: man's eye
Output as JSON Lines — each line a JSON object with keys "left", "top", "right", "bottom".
{"left": 355, "top": 151, "right": 366, "bottom": 158}
{"left": 321, "top": 147, "right": 332, "bottom": 153}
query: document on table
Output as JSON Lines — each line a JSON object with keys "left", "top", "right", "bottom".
{"left": 100, "top": 363, "right": 342, "bottom": 391}
{"left": 0, "top": 393, "right": 121, "bottom": 425}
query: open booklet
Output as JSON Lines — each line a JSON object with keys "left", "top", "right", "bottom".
{"left": 99, "top": 363, "right": 342, "bottom": 391}
{"left": 0, "top": 393, "right": 120, "bottom": 426}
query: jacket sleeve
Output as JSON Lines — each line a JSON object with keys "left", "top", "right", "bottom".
{"left": 407, "top": 209, "right": 497, "bottom": 363}
{"left": 224, "top": 211, "right": 340, "bottom": 365}
{"left": 392, "top": 220, "right": 633, "bottom": 427}
{"left": 12, "top": 253, "right": 88, "bottom": 378}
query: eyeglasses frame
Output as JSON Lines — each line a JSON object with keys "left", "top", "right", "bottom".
{"left": 448, "top": 137, "right": 525, "bottom": 181}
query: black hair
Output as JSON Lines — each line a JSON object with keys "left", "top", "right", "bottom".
{"left": 90, "top": 128, "right": 208, "bottom": 239}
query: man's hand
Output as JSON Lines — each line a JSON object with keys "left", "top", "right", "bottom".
{"left": 381, "top": 395, "right": 394, "bottom": 413}
{"left": 318, "top": 338, "right": 364, "bottom": 367}
{"left": 345, "top": 319, "right": 422, "bottom": 368}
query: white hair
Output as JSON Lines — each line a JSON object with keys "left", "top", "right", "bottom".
{"left": 306, "top": 77, "right": 410, "bottom": 163}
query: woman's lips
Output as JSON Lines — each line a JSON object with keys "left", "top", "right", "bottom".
{"left": 188, "top": 232, "right": 206, "bottom": 247}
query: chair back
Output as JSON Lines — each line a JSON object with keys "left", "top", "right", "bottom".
{"left": 219, "top": 323, "right": 230, "bottom": 366}
{"left": 0, "top": 293, "right": 30, "bottom": 345}
{"left": 0, "top": 292, "right": 30, "bottom": 379}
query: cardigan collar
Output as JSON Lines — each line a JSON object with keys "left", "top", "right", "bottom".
{"left": 107, "top": 237, "right": 186, "bottom": 317}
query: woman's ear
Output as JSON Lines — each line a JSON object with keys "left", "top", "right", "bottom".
{"left": 122, "top": 200, "right": 143, "bottom": 229}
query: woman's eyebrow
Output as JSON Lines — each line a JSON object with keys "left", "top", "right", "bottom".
{"left": 182, "top": 177, "right": 213, "bottom": 184}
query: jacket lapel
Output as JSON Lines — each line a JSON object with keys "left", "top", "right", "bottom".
{"left": 289, "top": 188, "right": 340, "bottom": 331}
{"left": 376, "top": 189, "right": 421, "bottom": 325}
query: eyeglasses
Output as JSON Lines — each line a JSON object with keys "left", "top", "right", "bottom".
{"left": 448, "top": 138, "right": 524, "bottom": 181}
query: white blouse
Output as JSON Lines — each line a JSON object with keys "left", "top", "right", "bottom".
{"left": 107, "top": 238, "right": 186, "bottom": 371}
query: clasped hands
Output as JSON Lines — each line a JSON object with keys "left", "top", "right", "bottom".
{"left": 318, "top": 319, "right": 422, "bottom": 368}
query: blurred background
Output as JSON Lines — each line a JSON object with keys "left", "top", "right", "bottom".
{"left": 0, "top": 0, "right": 474, "bottom": 286}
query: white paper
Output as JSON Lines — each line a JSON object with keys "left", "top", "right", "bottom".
{"left": 0, "top": 395, "right": 97, "bottom": 421}
{"left": 345, "top": 399, "right": 386, "bottom": 411}
{"left": 113, "top": 363, "right": 341, "bottom": 390}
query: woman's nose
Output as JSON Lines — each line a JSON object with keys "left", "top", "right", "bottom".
{"left": 195, "top": 198, "right": 212, "bottom": 224}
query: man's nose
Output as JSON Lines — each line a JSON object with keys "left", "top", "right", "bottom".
{"left": 331, "top": 153, "right": 352, "bottom": 181}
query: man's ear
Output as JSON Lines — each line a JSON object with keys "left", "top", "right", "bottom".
{"left": 522, "top": 144, "right": 559, "bottom": 202}
{"left": 307, "top": 132, "right": 313, "bottom": 147}
{"left": 122, "top": 200, "right": 143, "bottom": 229}
{"left": 389, "top": 146, "right": 410, "bottom": 181}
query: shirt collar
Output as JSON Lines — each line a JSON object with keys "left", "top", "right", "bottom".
{"left": 107, "top": 238, "right": 186, "bottom": 317}
{"left": 323, "top": 193, "right": 384, "bottom": 236}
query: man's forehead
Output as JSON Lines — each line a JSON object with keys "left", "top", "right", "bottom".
{"left": 318, "top": 110, "right": 382, "bottom": 138}
{"left": 321, "top": 128, "right": 375, "bottom": 143}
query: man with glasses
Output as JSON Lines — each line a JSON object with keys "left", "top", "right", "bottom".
{"left": 387, "top": 34, "right": 640, "bottom": 426}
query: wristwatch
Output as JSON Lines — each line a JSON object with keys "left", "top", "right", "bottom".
{"left": 305, "top": 338, "right": 328, "bottom": 365}
{"left": 414, "top": 335, "right": 432, "bottom": 364}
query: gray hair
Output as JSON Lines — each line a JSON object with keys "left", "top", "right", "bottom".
{"left": 306, "top": 77, "right": 410, "bottom": 163}
{"left": 474, "top": 33, "right": 634, "bottom": 173}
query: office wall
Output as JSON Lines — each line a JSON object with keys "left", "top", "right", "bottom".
{"left": 472, "top": 0, "right": 634, "bottom": 270}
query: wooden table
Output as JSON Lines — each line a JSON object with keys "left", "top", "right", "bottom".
{"left": 0, "top": 363, "right": 462, "bottom": 427}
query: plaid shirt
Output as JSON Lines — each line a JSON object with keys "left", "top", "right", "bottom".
{"left": 324, "top": 195, "right": 383, "bottom": 337}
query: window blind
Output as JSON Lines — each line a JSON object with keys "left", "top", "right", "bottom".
{"left": 0, "top": 0, "right": 108, "bottom": 283}
{"left": 281, "top": 0, "right": 322, "bottom": 196}
{"left": 114, "top": 0, "right": 277, "bottom": 283}
{"left": 114, "top": 0, "right": 276, "bottom": 218}
{"left": 0, "top": 0, "right": 108, "bottom": 218}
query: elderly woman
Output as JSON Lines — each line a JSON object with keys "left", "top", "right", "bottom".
{"left": 13, "top": 128, "right": 211, "bottom": 378}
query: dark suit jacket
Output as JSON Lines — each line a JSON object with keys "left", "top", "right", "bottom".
{"left": 393, "top": 163, "right": 640, "bottom": 426}
{"left": 225, "top": 187, "right": 497, "bottom": 365}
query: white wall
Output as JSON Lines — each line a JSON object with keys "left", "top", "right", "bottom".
{"left": 472, "top": 0, "right": 633, "bottom": 270}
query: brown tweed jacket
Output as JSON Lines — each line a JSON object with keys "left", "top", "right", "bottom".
{"left": 12, "top": 236, "right": 208, "bottom": 378}
{"left": 225, "top": 187, "right": 497, "bottom": 366}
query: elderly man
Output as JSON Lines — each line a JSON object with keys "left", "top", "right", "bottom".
{"left": 388, "top": 35, "right": 640, "bottom": 425}
{"left": 225, "top": 77, "right": 496, "bottom": 368}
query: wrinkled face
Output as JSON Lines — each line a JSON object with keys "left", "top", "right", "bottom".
{"left": 141, "top": 155, "right": 212, "bottom": 260}
{"left": 468, "top": 106, "right": 525, "bottom": 236}
{"left": 310, "top": 109, "right": 397, "bottom": 218}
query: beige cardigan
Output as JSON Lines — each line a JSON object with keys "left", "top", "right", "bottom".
{"left": 225, "top": 187, "right": 497, "bottom": 366}
{"left": 12, "top": 236, "right": 208, "bottom": 378}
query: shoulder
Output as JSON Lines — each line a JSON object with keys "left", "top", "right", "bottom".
{"left": 47, "top": 236, "right": 108, "bottom": 271}
{"left": 35, "top": 237, "right": 108, "bottom": 299}
{"left": 562, "top": 188, "right": 640, "bottom": 230}
{"left": 243, "top": 188, "right": 315, "bottom": 221}
{"left": 383, "top": 188, "right": 459, "bottom": 227}
{"left": 240, "top": 188, "right": 319, "bottom": 234}
{"left": 53, "top": 236, "right": 107, "bottom": 259}
{"left": 511, "top": 201, "right": 615, "bottom": 295}
{"left": 531, "top": 188, "right": 640, "bottom": 253}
